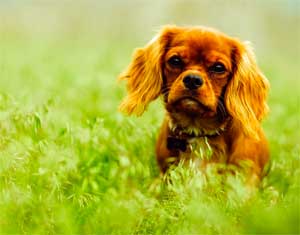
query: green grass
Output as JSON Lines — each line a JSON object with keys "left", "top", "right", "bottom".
{"left": 0, "top": 38, "right": 299, "bottom": 235}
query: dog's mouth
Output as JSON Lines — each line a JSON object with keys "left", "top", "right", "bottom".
{"left": 168, "top": 96, "right": 215, "bottom": 117}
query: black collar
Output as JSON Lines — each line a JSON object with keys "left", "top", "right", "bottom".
{"left": 167, "top": 137, "right": 188, "bottom": 152}
{"left": 166, "top": 126, "right": 223, "bottom": 152}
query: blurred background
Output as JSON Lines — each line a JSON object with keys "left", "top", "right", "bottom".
{"left": 1, "top": 0, "right": 299, "bottom": 61}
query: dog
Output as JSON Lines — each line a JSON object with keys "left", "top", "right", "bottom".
{"left": 119, "top": 25, "right": 270, "bottom": 183}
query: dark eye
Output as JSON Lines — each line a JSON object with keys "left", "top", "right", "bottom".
{"left": 168, "top": 55, "right": 183, "bottom": 68}
{"left": 209, "top": 62, "right": 226, "bottom": 73}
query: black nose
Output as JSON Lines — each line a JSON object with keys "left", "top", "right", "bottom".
{"left": 183, "top": 74, "right": 203, "bottom": 90}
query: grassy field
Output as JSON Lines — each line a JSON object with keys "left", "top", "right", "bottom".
{"left": 0, "top": 36, "right": 299, "bottom": 235}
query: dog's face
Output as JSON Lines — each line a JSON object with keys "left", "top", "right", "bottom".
{"left": 119, "top": 26, "right": 269, "bottom": 138}
{"left": 162, "top": 29, "right": 233, "bottom": 130}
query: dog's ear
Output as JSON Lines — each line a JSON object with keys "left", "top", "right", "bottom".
{"left": 225, "top": 41, "right": 269, "bottom": 139}
{"left": 118, "top": 26, "right": 179, "bottom": 115}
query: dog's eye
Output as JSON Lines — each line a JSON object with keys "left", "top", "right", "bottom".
{"left": 168, "top": 56, "right": 183, "bottom": 68}
{"left": 209, "top": 62, "right": 226, "bottom": 73}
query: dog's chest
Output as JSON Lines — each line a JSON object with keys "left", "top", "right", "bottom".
{"left": 181, "top": 137, "right": 213, "bottom": 161}
{"left": 167, "top": 134, "right": 227, "bottom": 168}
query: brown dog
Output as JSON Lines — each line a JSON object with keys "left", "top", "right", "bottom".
{"left": 119, "top": 25, "right": 269, "bottom": 183}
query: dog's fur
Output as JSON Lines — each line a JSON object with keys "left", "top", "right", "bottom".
{"left": 119, "top": 26, "right": 269, "bottom": 183}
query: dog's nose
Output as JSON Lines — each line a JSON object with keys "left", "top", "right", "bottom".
{"left": 183, "top": 74, "right": 203, "bottom": 90}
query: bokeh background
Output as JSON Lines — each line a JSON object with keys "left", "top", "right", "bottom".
{"left": 0, "top": 1, "right": 299, "bottom": 234}
{"left": 1, "top": 1, "right": 299, "bottom": 55}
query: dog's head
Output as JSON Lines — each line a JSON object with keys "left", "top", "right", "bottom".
{"left": 119, "top": 26, "right": 269, "bottom": 138}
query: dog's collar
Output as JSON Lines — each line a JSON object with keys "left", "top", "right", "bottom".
{"left": 170, "top": 126, "right": 224, "bottom": 138}
{"left": 167, "top": 137, "right": 188, "bottom": 152}
{"left": 167, "top": 126, "right": 225, "bottom": 152}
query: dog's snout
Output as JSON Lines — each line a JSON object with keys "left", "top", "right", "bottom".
{"left": 183, "top": 74, "right": 203, "bottom": 90}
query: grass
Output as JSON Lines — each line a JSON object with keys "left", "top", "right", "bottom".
{"left": 0, "top": 38, "right": 299, "bottom": 235}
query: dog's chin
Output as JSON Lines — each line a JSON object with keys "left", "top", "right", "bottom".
{"left": 167, "top": 97, "right": 216, "bottom": 118}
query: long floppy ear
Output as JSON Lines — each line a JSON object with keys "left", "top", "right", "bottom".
{"left": 118, "top": 26, "right": 178, "bottom": 115}
{"left": 225, "top": 41, "right": 270, "bottom": 139}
